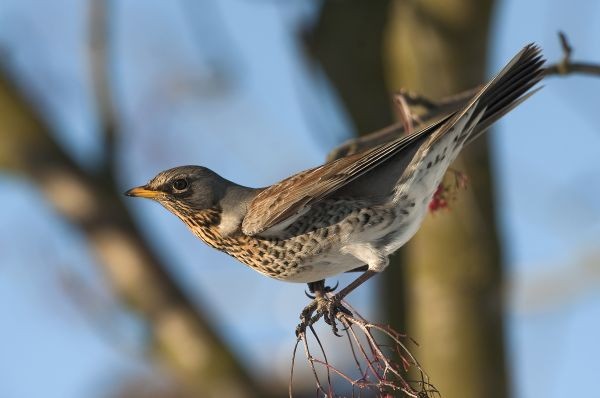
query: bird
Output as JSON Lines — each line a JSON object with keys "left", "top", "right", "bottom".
{"left": 126, "top": 44, "right": 544, "bottom": 335}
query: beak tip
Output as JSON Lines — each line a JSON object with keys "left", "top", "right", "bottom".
{"left": 124, "top": 185, "right": 159, "bottom": 199}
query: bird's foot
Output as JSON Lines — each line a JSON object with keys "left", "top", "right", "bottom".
{"left": 295, "top": 293, "right": 352, "bottom": 337}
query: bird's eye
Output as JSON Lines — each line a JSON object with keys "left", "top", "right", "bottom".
{"left": 172, "top": 178, "right": 189, "bottom": 191}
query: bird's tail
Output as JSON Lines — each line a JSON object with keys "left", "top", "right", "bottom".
{"left": 431, "top": 44, "right": 545, "bottom": 147}
{"left": 392, "top": 44, "right": 545, "bottom": 203}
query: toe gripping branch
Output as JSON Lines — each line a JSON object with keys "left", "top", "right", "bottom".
{"left": 297, "top": 280, "right": 352, "bottom": 337}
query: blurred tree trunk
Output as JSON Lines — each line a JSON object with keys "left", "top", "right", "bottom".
{"left": 308, "top": 1, "right": 508, "bottom": 398}
{"left": 305, "top": 0, "right": 394, "bottom": 133}
{"left": 0, "top": 68, "right": 266, "bottom": 398}
{"left": 306, "top": 0, "right": 408, "bottom": 332}
{"left": 385, "top": 1, "right": 508, "bottom": 398}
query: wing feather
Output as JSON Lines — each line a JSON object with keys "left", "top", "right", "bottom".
{"left": 241, "top": 120, "right": 446, "bottom": 236}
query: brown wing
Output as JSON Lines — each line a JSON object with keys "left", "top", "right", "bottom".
{"left": 241, "top": 118, "right": 447, "bottom": 236}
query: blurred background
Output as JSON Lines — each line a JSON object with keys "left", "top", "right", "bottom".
{"left": 1, "top": 0, "right": 599, "bottom": 397}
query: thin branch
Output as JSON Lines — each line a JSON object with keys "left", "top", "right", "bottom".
{"left": 310, "top": 324, "right": 334, "bottom": 395}
{"left": 392, "top": 90, "right": 419, "bottom": 136}
{"left": 88, "top": 0, "right": 119, "bottom": 177}
{"left": 544, "top": 31, "right": 600, "bottom": 77}
{"left": 290, "top": 301, "right": 437, "bottom": 397}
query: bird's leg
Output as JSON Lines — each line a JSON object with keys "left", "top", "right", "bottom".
{"left": 296, "top": 271, "right": 377, "bottom": 337}
{"left": 332, "top": 270, "right": 377, "bottom": 301}
{"left": 307, "top": 280, "right": 325, "bottom": 294}
{"left": 322, "top": 270, "right": 377, "bottom": 334}
{"left": 304, "top": 279, "right": 339, "bottom": 299}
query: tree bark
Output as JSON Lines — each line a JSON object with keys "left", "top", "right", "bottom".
{"left": 385, "top": 1, "right": 508, "bottom": 397}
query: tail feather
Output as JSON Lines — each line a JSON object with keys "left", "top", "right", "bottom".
{"left": 429, "top": 44, "right": 544, "bottom": 147}
{"left": 480, "top": 48, "right": 544, "bottom": 116}
{"left": 392, "top": 44, "right": 545, "bottom": 202}
{"left": 466, "top": 86, "right": 542, "bottom": 145}
{"left": 465, "top": 44, "right": 545, "bottom": 144}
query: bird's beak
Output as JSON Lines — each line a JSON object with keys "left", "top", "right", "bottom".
{"left": 124, "top": 185, "right": 160, "bottom": 199}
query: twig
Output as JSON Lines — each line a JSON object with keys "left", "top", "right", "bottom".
{"left": 311, "top": 325, "right": 334, "bottom": 396}
{"left": 290, "top": 304, "right": 438, "bottom": 398}
{"left": 544, "top": 31, "right": 600, "bottom": 77}
{"left": 393, "top": 90, "right": 419, "bottom": 136}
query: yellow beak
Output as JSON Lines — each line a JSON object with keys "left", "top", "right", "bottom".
{"left": 124, "top": 185, "right": 160, "bottom": 199}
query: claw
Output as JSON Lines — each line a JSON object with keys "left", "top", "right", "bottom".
{"left": 304, "top": 280, "right": 337, "bottom": 300}
{"left": 323, "top": 280, "right": 339, "bottom": 293}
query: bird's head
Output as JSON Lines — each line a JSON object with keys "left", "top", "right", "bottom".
{"left": 125, "top": 165, "right": 228, "bottom": 213}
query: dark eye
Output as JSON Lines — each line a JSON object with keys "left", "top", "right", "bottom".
{"left": 172, "top": 178, "right": 188, "bottom": 191}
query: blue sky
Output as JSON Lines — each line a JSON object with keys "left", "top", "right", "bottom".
{"left": 0, "top": 1, "right": 599, "bottom": 397}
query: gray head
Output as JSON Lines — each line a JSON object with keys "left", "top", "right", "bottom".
{"left": 125, "top": 165, "right": 230, "bottom": 212}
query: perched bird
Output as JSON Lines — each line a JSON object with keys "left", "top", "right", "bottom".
{"left": 126, "top": 44, "right": 544, "bottom": 334}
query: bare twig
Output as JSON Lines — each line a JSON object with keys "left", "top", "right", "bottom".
{"left": 392, "top": 90, "right": 419, "bottom": 136}
{"left": 544, "top": 31, "right": 600, "bottom": 77}
{"left": 290, "top": 300, "right": 438, "bottom": 398}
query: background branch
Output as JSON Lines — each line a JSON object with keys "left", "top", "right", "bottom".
{"left": 0, "top": 56, "right": 266, "bottom": 398}
{"left": 544, "top": 32, "right": 600, "bottom": 77}
{"left": 88, "top": 0, "right": 119, "bottom": 177}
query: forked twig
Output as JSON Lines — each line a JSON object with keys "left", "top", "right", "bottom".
{"left": 289, "top": 300, "right": 439, "bottom": 398}
{"left": 544, "top": 31, "right": 600, "bottom": 77}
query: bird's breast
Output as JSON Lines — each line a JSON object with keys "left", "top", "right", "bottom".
{"left": 183, "top": 199, "right": 416, "bottom": 283}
